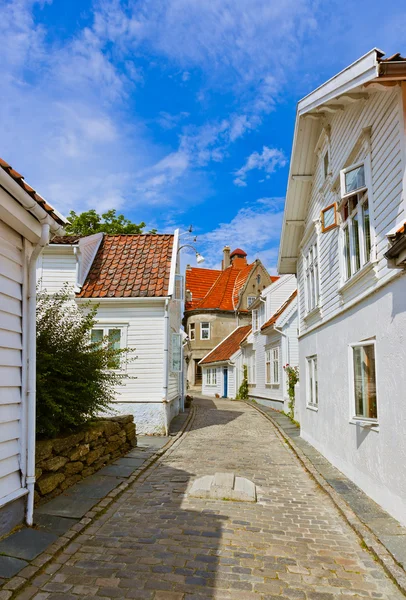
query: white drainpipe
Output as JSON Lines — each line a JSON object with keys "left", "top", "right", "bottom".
{"left": 26, "top": 223, "right": 50, "bottom": 526}
{"left": 163, "top": 298, "right": 170, "bottom": 435}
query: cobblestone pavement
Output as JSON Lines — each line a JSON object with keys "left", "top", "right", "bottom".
{"left": 22, "top": 398, "right": 404, "bottom": 600}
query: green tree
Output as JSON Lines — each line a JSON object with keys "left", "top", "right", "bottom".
{"left": 36, "top": 286, "right": 134, "bottom": 438}
{"left": 65, "top": 209, "right": 155, "bottom": 236}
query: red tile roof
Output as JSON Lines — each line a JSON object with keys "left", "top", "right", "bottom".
{"left": 185, "top": 262, "right": 257, "bottom": 312}
{"left": 261, "top": 290, "right": 297, "bottom": 331}
{"left": 78, "top": 234, "right": 174, "bottom": 298}
{"left": 51, "top": 235, "right": 82, "bottom": 245}
{"left": 185, "top": 267, "right": 221, "bottom": 310}
{"left": 0, "top": 158, "right": 65, "bottom": 226}
{"left": 200, "top": 325, "right": 252, "bottom": 365}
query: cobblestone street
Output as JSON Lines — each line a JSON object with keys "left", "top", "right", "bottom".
{"left": 21, "top": 398, "right": 404, "bottom": 600}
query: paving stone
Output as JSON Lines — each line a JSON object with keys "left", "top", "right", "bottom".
{"left": 0, "top": 528, "right": 58, "bottom": 561}
{"left": 34, "top": 514, "right": 79, "bottom": 536}
{"left": 22, "top": 398, "right": 404, "bottom": 600}
{"left": 97, "top": 465, "right": 136, "bottom": 478}
{"left": 112, "top": 457, "right": 145, "bottom": 468}
{"left": 0, "top": 556, "right": 28, "bottom": 579}
{"left": 65, "top": 475, "right": 124, "bottom": 498}
{"left": 378, "top": 534, "right": 406, "bottom": 568}
{"left": 35, "top": 495, "right": 98, "bottom": 519}
{"left": 136, "top": 436, "right": 170, "bottom": 449}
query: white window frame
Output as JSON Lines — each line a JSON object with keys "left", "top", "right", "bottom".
{"left": 171, "top": 332, "right": 182, "bottom": 373}
{"left": 247, "top": 295, "right": 256, "bottom": 308}
{"left": 200, "top": 322, "right": 210, "bottom": 340}
{"left": 339, "top": 160, "right": 375, "bottom": 285}
{"left": 189, "top": 322, "right": 195, "bottom": 341}
{"left": 206, "top": 367, "right": 217, "bottom": 386}
{"left": 91, "top": 324, "right": 128, "bottom": 372}
{"left": 265, "top": 349, "right": 271, "bottom": 384}
{"left": 348, "top": 340, "right": 378, "bottom": 426}
{"left": 304, "top": 241, "right": 320, "bottom": 315}
{"left": 248, "top": 352, "right": 256, "bottom": 384}
{"left": 252, "top": 309, "right": 259, "bottom": 333}
{"left": 271, "top": 346, "right": 280, "bottom": 385}
{"left": 306, "top": 355, "right": 318, "bottom": 410}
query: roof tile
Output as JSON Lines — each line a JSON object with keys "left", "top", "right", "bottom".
{"left": 200, "top": 325, "right": 252, "bottom": 365}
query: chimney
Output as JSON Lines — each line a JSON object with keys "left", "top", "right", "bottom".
{"left": 230, "top": 248, "right": 248, "bottom": 269}
{"left": 222, "top": 246, "right": 231, "bottom": 270}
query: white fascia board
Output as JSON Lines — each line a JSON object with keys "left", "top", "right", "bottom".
{"left": 76, "top": 296, "right": 168, "bottom": 304}
{"left": 79, "top": 232, "right": 104, "bottom": 247}
{"left": 168, "top": 229, "right": 179, "bottom": 297}
{"left": 198, "top": 325, "right": 247, "bottom": 365}
{"left": 78, "top": 232, "right": 103, "bottom": 285}
{"left": 298, "top": 48, "right": 381, "bottom": 115}
{"left": 275, "top": 298, "right": 298, "bottom": 328}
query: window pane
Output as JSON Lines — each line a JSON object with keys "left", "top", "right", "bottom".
{"left": 108, "top": 329, "right": 121, "bottom": 369}
{"left": 353, "top": 345, "right": 377, "bottom": 419}
{"left": 363, "top": 200, "right": 371, "bottom": 261}
{"left": 91, "top": 329, "right": 103, "bottom": 346}
{"left": 345, "top": 165, "right": 365, "bottom": 194}
{"left": 201, "top": 323, "right": 209, "bottom": 339}
{"left": 314, "top": 359, "right": 318, "bottom": 405}
{"left": 308, "top": 360, "right": 313, "bottom": 404}
{"left": 352, "top": 215, "right": 361, "bottom": 272}
{"left": 344, "top": 226, "right": 351, "bottom": 280}
{"left": 324, "top": 151, "right": 329, "bottom": 179}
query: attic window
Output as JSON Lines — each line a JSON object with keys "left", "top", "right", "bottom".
{"left": 256, "top": 274, "right": 261, "bottom": 284}
{"left": 323, "top": 151, "right": 329, "bottom": 180}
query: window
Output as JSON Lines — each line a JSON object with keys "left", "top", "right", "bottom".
{"left": 200, "top": 322, "right": 210, "bottom": 340}
{"left": 91, "top": 327, "right": 123, "bottom": 370}
{"left": 321, "top": 203, "right": 338, "bottom": 233}
{"left": 266, "top": 347, "right": 280, "bottom": 385}
{"left": 341, "top": 164, "right": 366, "bottom": 197}
{"left": 248, "top": 352, "right": 256, "bottom": 384}
{"left": 247, "top": 295, "right": 256, "bottom": 308}
{"left": 323, "top": 151, "right": 329, "bottom": 180}
{"left": 206, "top": 367, "right": 217, "bottom": 385}
{"left": 350, "top": 341, "right": 377, "bottom": 421}
{"left": 304, "top": 243, "right": 320, "bottom": 313}
{"left": 174, "top": 274, "right": 184, "bottom": 301}
{"left": 171, "top": 333, "right": 182, "bottom": 372}
{"left": 189, "top": 323, "right": 195, "bottom": 340}
{"left": 252, "top": 309, "right": 259, "bottom": 332}
{"left": 341, "top": 190, "right": 371, "bottom": 281}
{"left": 306, "top": 355, "right": 318, "bottom": 408}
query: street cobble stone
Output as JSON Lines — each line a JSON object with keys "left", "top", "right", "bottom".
{"left": 15, "top": 398, "right": 405, "bottom": 599}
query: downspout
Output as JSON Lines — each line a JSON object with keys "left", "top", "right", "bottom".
{"left": 26, "top": 223, "right": 50, "bottom": 526}
{"left": 274, "top": 325, "right": 288, "bottom": 402}
{"left": 163, "top": 298, "right": 170, "bottom": 435}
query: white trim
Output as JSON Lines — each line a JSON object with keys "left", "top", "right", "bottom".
{"left": 348, "top": 339, "right": 378, "bottom": 424}
{"left": 91, "top": 324, "right": 128, "bottom": 373}
{"left": 168, "top": 228, "right": 179, "bottom": 297}
{"left": 200, "top": 321, "right": 211, "bottom": 340}
{"left": 76, "top": 296, "right": 168, "bottom": 303}
{"left": 0, "top": 487, "right": 29, "bottom": 510}
{"left": 78, "top": 232, "right": 103, "bottom": 286}
{"left": 306, "top": 354, "right": 318, "bottom": 409}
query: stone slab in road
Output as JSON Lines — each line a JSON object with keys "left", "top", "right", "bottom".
{"left": 18, "top": 397, "right": 404, "bottom": 599}
{"left": 0, "top": 528, "right": 58, "bottom": 561}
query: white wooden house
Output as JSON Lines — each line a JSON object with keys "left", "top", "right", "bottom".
{"left": 241, "top": 275, "right": 298, "bottom": 411}
{"left": 0, "top": 158, "right": 66, "bottom": 534}
{"left": 200, "top": 325, "right": 251, "bottom": 398}
{"left": 37, "top": 231, "right": 184, "bottom": 435}
{"left": 278, "top": 49, "right": 406, "bottom": 525}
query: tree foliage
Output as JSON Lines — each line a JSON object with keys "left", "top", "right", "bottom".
{"left": 36, "top": 286, "right": 133, "bottom": 438}
{"left": 236, "top": 364, "right": 249, "bottom": 400}
{"left": 65, "top": 209, "right": 155, "bottom": 236}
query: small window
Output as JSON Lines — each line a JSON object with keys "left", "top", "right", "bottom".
{"left": 206, "top": 367, "right": 217, "bottom": 385}
{"left": 200, "top": 322, "right": 210, "bottom": 340}
{"left": 323, "top": 151, "right": 329, "bottom": 180}
{"left": 174, "top": 275, "right": 184, "bottom": 301}
{"left": 252, "top": 309, "right": 259, "bottom": 332}
{"left": 321, "top": 203, "right": 338, "bottom": 233}
{"left": 306, "top": 355, "right": 318, "bottom": 408}
{"left": 247, "top": 295, "right": 256, "bottom": 308}
{"left": 350, "top": 341, "right": 377, "bottom": 421}
{"left": 189, "top": 323, "right": 195, "bottom": 340}
{"left": 304, "top": 242, "right": 320, "bottom": 314}
{"left": 342, "top": 164, "right": 366, "bottom": 197}
{"left": 265, "top": 350, "right": 271, "bottom": 384}
{"left": 248, "top": 352, "right": 256, "bottom": 384}
{"left": 256, "top": 274, "right": 261, "bottom": 284}
{"left": 171, "top": 333, "right": 182, "bottom": 373}
{"left": 91, "top": 327, "right": 123, "bottom": 370}
{"left": 266, "top": 347, "right": 280, "bottom": 384}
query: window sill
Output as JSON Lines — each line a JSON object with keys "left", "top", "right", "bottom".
{"left": 349, "top": 418, "right": 379, "bottom": 430}
{"left": 248, "top": 383, "right": 256, "bottom": 387}
{"left": 265, "top": 383, "right": 280, "bottom": 388}
{"left": 338, "top": 261, "right": 377, "bottom": 295}
{"left": 307, "top": 404, "right": 319, "bottom": 412}
{"left": 304, "top": 305, "right": 322, "bottom": 321}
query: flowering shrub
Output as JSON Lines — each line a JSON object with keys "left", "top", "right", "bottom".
{"left": 283, "top": 364, "right": 299, "bottom": 420}
{"left": 236, "top": 365, "right": 249, "bottom": 400}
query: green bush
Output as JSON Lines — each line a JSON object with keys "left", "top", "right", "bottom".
{"left": 36, "top": 286, "right": 132, "bottom": 438}
{"left": 236, "top": 364, "right": 249, "bottom": 400}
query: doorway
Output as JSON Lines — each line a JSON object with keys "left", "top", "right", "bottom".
{"left": 223, "top": 367, "right": 228, "bottom": 398}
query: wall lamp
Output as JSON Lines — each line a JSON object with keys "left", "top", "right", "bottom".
{"left": 178, "top": 244, "right": 205, "bottom": 264}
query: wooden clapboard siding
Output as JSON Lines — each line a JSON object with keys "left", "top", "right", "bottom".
{"left": 298, "top": 87, "right": 404, "bottom": 332}
{"left": 167, "top": 298, "right": 181, "bottom": 402}
{"left": 39, "top": 247, "right": 77, "bottom": 292}
{"left": 0, "top": 220, "right": 23, "bottom": 500}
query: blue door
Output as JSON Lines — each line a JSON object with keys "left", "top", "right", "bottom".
{"left": 223, "top": 367, "right": 228, "bottom": 398}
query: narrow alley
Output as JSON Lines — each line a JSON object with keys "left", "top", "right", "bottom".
{"left": 21, "top": 398, "right": 403, "bottom": 600}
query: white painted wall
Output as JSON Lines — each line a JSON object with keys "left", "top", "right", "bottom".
{"left": 201, "top": 366, "right": 222, "bottom": 397}
{"left": 37, "top": 246, "right": 77, "bottom": 293}
{"left": 298, "top": 273, "right": 406, "bottom": 526}
{"left": 0, "top": 220, "right": 25, "bottom": 501}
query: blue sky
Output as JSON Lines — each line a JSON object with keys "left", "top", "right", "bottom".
{"left": 1, "top": 0, "right": 405, "bottom": 272}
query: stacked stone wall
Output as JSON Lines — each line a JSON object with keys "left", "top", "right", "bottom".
{"left": 35, "top": 415, "right": 136, "bottom": 504}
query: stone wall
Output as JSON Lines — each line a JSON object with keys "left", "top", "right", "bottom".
{"left": 35, "top": 415, "right": 136, "bottom": 505}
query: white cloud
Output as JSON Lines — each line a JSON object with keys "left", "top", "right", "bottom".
{"left": 234, "top": 147, "right": 287, "bottom": 187}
